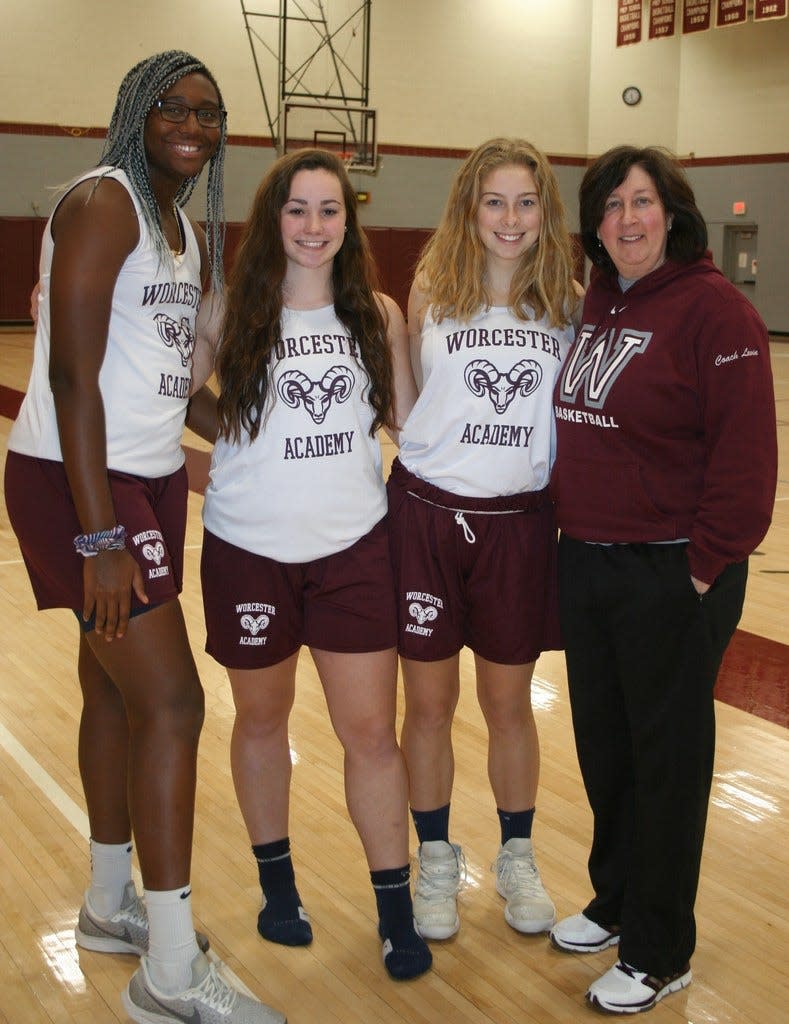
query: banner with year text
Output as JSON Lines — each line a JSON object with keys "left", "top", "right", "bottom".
{"left": 683, "top": 0, "right": 712, "bottom": 32}
{"left": 716, "top": 0, "right": 747, "bottom": 26}
{"left": 617, "top": 0, "right": 643, "bottom": 45}
{"left": 754, "top": 0, "right": 787, "bottom": 20}
{"left": 649, "top": 0, "right": 677, "bottom": 37}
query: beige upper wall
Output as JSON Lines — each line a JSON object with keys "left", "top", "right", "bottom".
{"left": 588, "top": 0, "right": 789, "bottom": 158}
{"left": 370, "top": 0, "right": 592, "bottom": 152}
{"left": 2, "top": 0, "right": 787, "bottom": 157}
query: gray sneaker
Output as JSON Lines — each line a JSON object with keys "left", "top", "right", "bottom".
{"left": 121, "top": 951, "right": 287, "bottom": 1023}
{"left": 76, "top": 880, "right": 209, "bottom": 956}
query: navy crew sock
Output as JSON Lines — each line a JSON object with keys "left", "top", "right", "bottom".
{"left": 372, "top": 865, "right": 432, "bottom": 980}
{"left": 410, "top": 803, "right": 451, "bottom": 845}
{"left": 253, "top": 838, "right": 312, "bottom": 946}
{"left": 497, "top": 807, "right": 536, "bottom": 845}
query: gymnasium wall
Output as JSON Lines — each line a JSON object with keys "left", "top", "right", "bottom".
{"left": 1, "top": 1, "right": 788, "bottom": 328}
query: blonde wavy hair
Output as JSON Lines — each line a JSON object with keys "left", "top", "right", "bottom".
{"left": 415, "top": 138, "right": 576, "bottom": 327}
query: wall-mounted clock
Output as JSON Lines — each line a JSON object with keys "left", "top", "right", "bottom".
{"left": 622, "top": 86, "right": 642, "bottom": 107}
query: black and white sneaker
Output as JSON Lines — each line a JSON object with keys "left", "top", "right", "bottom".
{"left": 586, "top": 960, "right": 692, "bottom": 1014}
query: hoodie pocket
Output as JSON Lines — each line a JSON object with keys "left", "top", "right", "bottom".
{"left": 552, "top": 454, "right": 673, "bottom": 539}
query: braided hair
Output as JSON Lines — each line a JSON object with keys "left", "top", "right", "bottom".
{"left": 99, "top": 50, "right": 227, "bottom": 290}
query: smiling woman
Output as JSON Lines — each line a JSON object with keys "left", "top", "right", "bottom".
{"left": 200, "top": 147, "right": 432, "bottom": 982}
{"left": 387, "top": 137, "right": 581, "bottom": 947}
{"left": 475, "top": 164, "right": 542, "bottom": 272}
{"left": 143, "top": 75, "right": 226, "bottom": 245}
{"left": 2, "top": 48, "right": 285, "bottom": 1024}
{"left": 596, "top": 164, "right": 672, "bottom": 281}
{"left": 279, "top": 167, "right": 347, "bottom": 274}
{"left": 551, "top": 145, "right": 777, "bottom": 1015}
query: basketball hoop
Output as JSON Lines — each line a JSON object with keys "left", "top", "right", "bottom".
{"left": 283, "top": 103, "right": 379, "bottom": 174}
{"left": 340, "top": 150, "right": 379, "bottom": 175}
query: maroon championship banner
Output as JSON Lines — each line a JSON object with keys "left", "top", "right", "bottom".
{"left": 754, "top": 0, "right": 788, "bottom": 20}
{"left": 617, "top": 0, "right": 643, "bottom": 45}
{"left": 683, "top": 0, "right": 712, "bottom": 32}
{"left": 716, "top": 0, "right": 747, "bottom": 25}
{"left": 649, "top": 0, "right": 677, "bottom": 37}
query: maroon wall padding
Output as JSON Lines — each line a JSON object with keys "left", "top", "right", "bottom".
{"left": 365, "top": 226, "right": 432, "bottom": 316}
{"left": 0, "top": 217, "right": 46, "bottom": 320}
{"left": 1, "top": 219, "right": 581, "bottom": 323}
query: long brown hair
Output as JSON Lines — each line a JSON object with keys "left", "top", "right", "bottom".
{"left": 217, "top": 149, "right": 392, "bottom": 442}
{"left": 415, "top": 138, "right": 576, "bottom": 327}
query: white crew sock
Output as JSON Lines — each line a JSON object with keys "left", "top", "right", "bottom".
{"left": 87, "top": 839, "right": 133, "bottom": 918}
{"left": 144, "top": 885, "right": 201, "bottom": 994}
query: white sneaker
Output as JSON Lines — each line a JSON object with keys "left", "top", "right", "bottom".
{"left": 412, "top": 840, "right": 463, "bottom": 940}
{"left": 586, "top": 960, "right": 692, "bottom": 1014}
{"left": 550, "top": 911, "right": 620, "bottom": 953}
{"left": 122, "top": 951, "right": 287, "bottom": 1023}
{"left": 494, "top": 838, "right": 556, "bottom": 934}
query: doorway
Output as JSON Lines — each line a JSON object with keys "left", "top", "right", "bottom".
{"left": 722, "top": 224, "right": 758, "bottom": 293}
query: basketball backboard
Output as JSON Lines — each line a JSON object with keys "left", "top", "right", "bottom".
{"left": 282, "top": 102, "right": 378, "bottom": 173}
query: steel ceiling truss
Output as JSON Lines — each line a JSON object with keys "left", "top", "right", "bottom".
{"left": 240, "top": 1, "right": 372, "bottom": 153}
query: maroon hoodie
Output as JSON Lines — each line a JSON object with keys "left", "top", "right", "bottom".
{"left": 551, "top": 255, "right": 777, "bottom": 584}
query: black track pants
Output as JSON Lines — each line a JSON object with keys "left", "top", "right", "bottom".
{"left": 558, "top": 535, "right": 747, "bottom": 976}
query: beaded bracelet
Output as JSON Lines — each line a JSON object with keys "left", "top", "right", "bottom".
{"left": 73, "top": 525, "right": 127, "bottom": 558}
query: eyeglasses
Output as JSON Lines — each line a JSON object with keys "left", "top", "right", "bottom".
{"left": 154, "top": 99, "right": 226, "bottom": 129}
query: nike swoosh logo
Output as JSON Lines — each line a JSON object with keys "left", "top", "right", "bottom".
{"left": 180, "top": 888, "right": 192, "bottom": 900}
{"left": 148, "top": 991, "right": 201, "bottom": 1024}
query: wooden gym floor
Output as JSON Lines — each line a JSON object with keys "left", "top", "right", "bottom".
{"left": 0, "top": 327, "right": 787, "bottom": 1023}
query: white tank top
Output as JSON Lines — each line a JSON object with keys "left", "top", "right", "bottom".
{"left": 399, "top": 305, "right": 573, "bottom": 497}
{"left": 8, "top": 166, "right": 202, "bottom": 477}
{"left": 203, "top": 304, "right": 387, "bottom": 562}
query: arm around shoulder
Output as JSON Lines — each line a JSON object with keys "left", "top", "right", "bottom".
{"left": 570, "top": 278, "right": 585, "bottom": 331}
{"left": 377, "top": 291, "right": 417, "bottom": 443}
{"left": 192, "top": 288, "right": 225, "bottom": 393}
{"left": 406, "top": 278, "right": 430, "bottom": 391}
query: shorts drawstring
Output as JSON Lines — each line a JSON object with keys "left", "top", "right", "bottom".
{"left": 454, "top": 511, "right": 476, "bottom": 544}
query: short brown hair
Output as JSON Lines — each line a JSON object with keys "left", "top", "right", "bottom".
{"left": 579, "top": 146, "right": 707, "bottom": 275}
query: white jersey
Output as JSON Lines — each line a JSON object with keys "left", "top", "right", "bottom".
{"left": 8, "top": 166, "right": 202, "bottom": 478}
{"left": 203, "top": 304, "right": 387, "bottom": 562}
{"left": 399, "top": 305, "right": 573, "bottom": 497}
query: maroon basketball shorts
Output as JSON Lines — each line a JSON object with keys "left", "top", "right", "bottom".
{"left": 200, "top": 517, "right": 398, "bottom": 669}
{"left": 387, "top": 458, "right": 561, "bottom": 665}
{"left": 4, "top": 452, "right": 187, "bottom": 623}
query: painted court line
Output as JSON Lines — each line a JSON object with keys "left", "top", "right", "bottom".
{"left": 0, "top": 717, "right": 254, "bottom": 995}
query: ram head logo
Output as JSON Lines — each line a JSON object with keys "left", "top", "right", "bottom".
{"left": 408, "top": 602, "right": 439, "bottom": 626}
{"left": 463, "top": 358, "right": 542, "bottom": 414}
{"left": 276, "top": 365, "right": 355, "bottom": 424}
{"left": 240, "top": 613, "right": 270, "bottom": 636}
{"left": 153, "top": 313, "right": 195, "bottom": 368}
{"left": 141, "top": 542, "right": 165, "bottom": 566}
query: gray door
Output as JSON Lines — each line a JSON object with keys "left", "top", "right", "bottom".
{"left": 722, "top": 224, "right": 758, "bottom": 294}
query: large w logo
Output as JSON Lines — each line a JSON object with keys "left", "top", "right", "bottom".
{"left": 559, "top": 325, "right": 653, "bottom": 410}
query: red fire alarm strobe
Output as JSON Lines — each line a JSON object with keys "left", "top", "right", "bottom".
{"left": 732, "top": 201, "right": 747, "bottom": 216}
